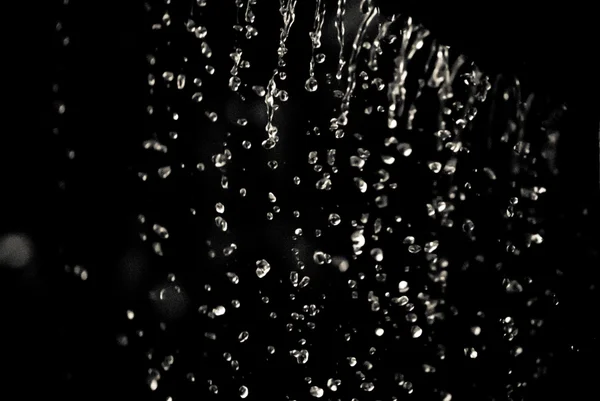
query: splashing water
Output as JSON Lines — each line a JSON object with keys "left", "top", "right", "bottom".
{"left": 51, "top": 1, "right": 590, "bottom": 400}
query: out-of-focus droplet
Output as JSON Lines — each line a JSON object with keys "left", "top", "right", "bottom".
{"left": 158, "top": 166, "right": 172, "bottom": 179}
{"left": 152, "top": 224, "right": 169, "bottom": 239}
{"left": 0, "top": 233, "right": 34, "bottom": 269}
{"left": 361, "top": 382, "right": 375, "bottom": 391}
{"left": 370, "top": 248, "right": 383, "bottom": 262}
{"left": 411, "top": 325, "right": 423, "bottom": 338}
{"left": 310, "top": 386, "right": 324, "bottom": 398}
{"left": 424, "top": 240, "right": 439, "bottom": 253}
{"left": 428, "top": 161, "right": 442, "bottom": 173}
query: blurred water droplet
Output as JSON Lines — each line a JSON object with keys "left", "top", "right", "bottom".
{"left": 158, "top": 166, "right": 172, "bottom": 178}
{"left": 411, "top": 325, "right": 423, "bottom": 338}
{"left": 310, "top": 386, "right": 324, "bottom": 398}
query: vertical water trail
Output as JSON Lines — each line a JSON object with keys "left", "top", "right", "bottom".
{"left": 387, "top": 19, "right": 431, "bottom": 130}
{"left": 406, "top": 38, "right": 436, "bottom": 130}
{"left": 305, "top": 0, "right": 326, "bottom": 92}
{"left": 333, "top": 0, "right": 378, "bottom": 131}
{"left": 263, "top": 0, "right": 297, "bottom": 147}
{"left": 428, "top": 45, "right": 466, "bottom": 130}
{"left": 230, "top": 1, "right": 257, "bottom": 94}
{"left": 386, "top": 17, "right": 412, "bottom": 129}
{"left": 334, "top": 0, "right": 347, "bottom": 80}
{"left": 368, "top": 16, "right": 396, "bottom": 71}
{"left": 245, "top": 0, "right": 256, "bottom": 24}
{"left": 276, "top": 0, "right": 298, "bottom": 64}
{"left": 510, "top": 77, "right": 535, "bottom": 175}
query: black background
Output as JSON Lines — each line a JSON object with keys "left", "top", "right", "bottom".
{"left": 2, "top": 0, "right": 598, "bottom": 399}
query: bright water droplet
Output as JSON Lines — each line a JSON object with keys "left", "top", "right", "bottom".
{"left": 238, "top": 331, "right": 249, "bottom": 343}
{"left": 313, "top": 251, "right": 328, "bottom": 265}
{"left": 152, "top": 224, "right": 169, "bottom": 239}
{"left": 158, "top": 166, "right": 172, "bottom": 179}
{"left": 255, "top": 259, "right": 271, "bottom": 278}
{"left": 428, "top": 161, "right": 442, "bottom": 173}
{"left": 370, "top": 248, "right": 383, "bottom": 262}
{"left": 290, "top": 349, "right": 309, "bottom": 364}
{"left": 305, "top": 76, "right": 318, "bottom": 92}
{"left": 424, "top": 240, "right": 439, "bottom": 253}
{"left": 411, "top": 325, "right": 423, "bottom": 338}
{"left": 408, "top": 244, "right": 421, "bottom": 254}
{"left": 328, "top": 213, "right": 341, "bottom": 226}
{"left": 361, "top": 382, "right": 375, "bottom": 391}
{"left": 350, "top": 155, "right": 365, "bottom": 169}
{"left": 310, "top": 386, "right": 324, "bottom": 398}
{"left": 354, "top": 177, "right": 367, "bottom": 193}
{"left": 299, "top": 276, "right": 311, "bottom": 288}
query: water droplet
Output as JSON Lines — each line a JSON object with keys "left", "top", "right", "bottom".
{"left": 212, "top": 305, "right": 226, "bottom": 316}
{"left": 158, "top": 166, "right": 172, "bottom": 178}
{"left": 255, "top": 259, "right": 271, "bottom": 278}
{"left": 313, "top": 251, "right": 328, "bottom": 265}
{"left": 305, "top": 76, "right": 318, "bottom": 92}
{"left": 370, "top": 248, "right": 383, "bottom": 262}
{"left": 428, "top": 161, "right": 442, "bottom": 173}
{"left": 350, "top": 155, "right": 365, "bottom": 169}
{"left": 328, "top": 213, "right": 341, "bottom": 226}
{"left": 299, "top": 276, "right": 311, "bottom": 288}
{"left": 360, "top": 382, "right": 375, "bottom": 392}
{"left": 505, "top": 280, "right": 523, "bottom": 294}
{"left": 290, "top": 349, "right": 309, "bottom": 364}
{"left": 238, "top": 331, "right": 249, "bottom": 343}
{"left": 176, "top": 74, "right": 186, "bottom": 89}
{"left": 406, "top": 243, "right": 421, "bottom": 254}
{"left": 354, "top": 177, "right": 367, "bottom": 193}
{"left": 424, "top": 240, "right": 439, "bottom": 253}
{"left": 227, "top": 272, "right": 239, "bottom": 284}
{"left": 310, "top": 386, "right": 324, "bottom": 398}
{"left": 152, "top": 224, "right": 169, "bottom": 239}
{"left": 411, "top": 325, "right": 423, "bottom": 338}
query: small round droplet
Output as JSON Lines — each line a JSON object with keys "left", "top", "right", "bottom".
{"left": 305, "top": 76, "right": 318, "bottom": 92}
{"left": 370, "top": 248, "right": 383, "bottom": 262}
{"left": 328, "top": 213, "right": 341, "bottom": 226}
